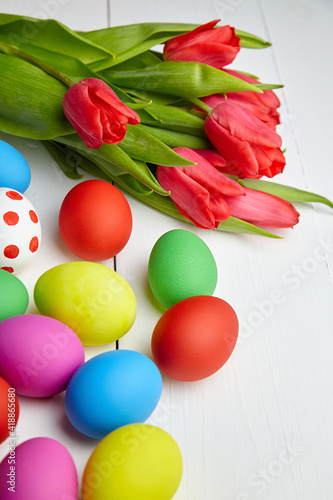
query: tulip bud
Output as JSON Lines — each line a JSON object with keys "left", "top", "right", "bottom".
{"left": 163, "top": 20, "right": 241, "bottom": 69}
{"left": 204, "top": 101, "right": 285, "bottom": 178}
{"left": 156, "top": 147, "right": 245, "bottom": 229}
{"left": 63, "top": 78, "right": 140, "bottom": 149}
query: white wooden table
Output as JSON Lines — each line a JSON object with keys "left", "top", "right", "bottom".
{"left": 1, "top": 1, "right": 333, "bottom": 499}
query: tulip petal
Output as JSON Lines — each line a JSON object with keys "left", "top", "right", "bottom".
{"left": 166, "top": 41, "right": 240, "bottom": 68}
{"left": 164, "top": 20, "right": 240, "bottom": 68}
{"left": 63, "top": 84, "right": 104, "bottom": 148}
{"left": 164, "top": 20, "right": 220, "bottom": 58}
{"left": 252, "top": 145, "right": 285, "bottom": 177}
{"left": 157, "top": 164, "right": 218, "bottom": 228}
{"left": 211, "top": 101, "right": 282, "bottom": 148}
{"left": 202, "top": 93, "right": 280, "bottom": 129}
{"left": 223, "top": 188, "right": 300, "bottom": 228}
{"left": 205, "top": 114, "right": 259, "bottom": 177}
{"left": 193, "top": 149, "right": 228, "bottom": 169}
{"left": 84, "top": 78, "right": 140, "bottom": 125}
{"left": 224, "top": 69, "right": 281, "bottom": 109}
{"left": 174, "top": 200, "right": 217, "bottom": 229}
{"left": 209, "top": 195, "right": 231, "bottom": 222}
{"left": 225, "top": 94, "right": 279, "bottom": 128}
{"left": 174, "top": 147, "right": 245, "bottom": 197}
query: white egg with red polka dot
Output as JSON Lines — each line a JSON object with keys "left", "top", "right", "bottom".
{"left": 0, "top": 188, "right": 41, "bottom": 274}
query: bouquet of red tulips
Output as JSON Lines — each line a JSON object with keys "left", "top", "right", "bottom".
{"left": 0, "top": 15, "right": 331, "bottom": 237}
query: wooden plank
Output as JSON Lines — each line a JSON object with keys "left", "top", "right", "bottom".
{"left": 0, "top": 0, "right": 108, "bottom": 30}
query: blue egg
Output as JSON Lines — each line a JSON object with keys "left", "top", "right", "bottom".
{"left": 64, "top": 350, "right": 163, "bottom": 439}
{"left": 0, "top": 140, "right": 31, "bottom": 193}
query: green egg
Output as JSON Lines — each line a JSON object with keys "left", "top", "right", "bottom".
{"left": 0, "top": 269, "right": 29, "bottom": 321}
{"left": 148, "top": 229, "right": 218, "bottom": 309}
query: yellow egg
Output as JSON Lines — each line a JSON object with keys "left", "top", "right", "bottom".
{"left": 34, "top": 262, "right": 136, "bottom": 346}
{"left": 82, "top": 424, "right": 183, "bottom": 500}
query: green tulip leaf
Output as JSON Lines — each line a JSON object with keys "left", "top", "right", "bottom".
{"left": 43, "top": 141, "right": 84, "bottom": 180}
{"left": 119, "top": 125, "right": 196, "bottom": 166}
{"left": 0, "top": 54, "right": 72, "bottom": 139}
{"left": 126, "top": 100, "right": 153, "bottom": 110}
{"left": 118, "top": 86, "right": 184, "bottom": 106}
{"left": 235, "top": 29, "right": 271, "bottom": 49}
{"left": 10, "top": 43, "right": 99, "bottom": 83}
{"left": 44, "top": 140, "right": 154, "bottom": 197}
{"left": 254, "top": 83, "right": 284, "bottom": 91}
{"left": 217, "top": 217, "right": 281, "bottom": 238}
{"left": 113, "top": 173, "right": 154, "bottom": 196}
{"left": 102, "top": 61, "right": 262, "bottom": 98}
{"left": 81, "top": 22, "right": 196, "bottom": 56}
{"left": 0, "top": 15, "right": 112, "bottom": 64}
{"left": 103, "top": 50, "right": 163, "bottom": 72}
{"left": 138, "top": 103, "right": 206, "bottom": 137}
{"left": 238, "top": 178, "right": 333, "bottom": 209}
{"left": 138, "top": 124, "right": 212, "bottom": 149}
{"left": 53, "top": 134, "right": 169, "bottom": 195}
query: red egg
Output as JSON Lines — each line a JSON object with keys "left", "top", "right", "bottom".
{"left": 151, "top": 295, "right": 238, "bottom": 381}
{"left": 0, "top": 376, "right": 19, "bottom": 444}
{"left": 59, "top": 180, "right": 132, "bottom": 261}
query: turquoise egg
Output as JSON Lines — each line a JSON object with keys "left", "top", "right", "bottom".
{"left": 0, "top": 140, "right": 31, "bottom": 193}
{"left": 65, "top": 350, "right": 162, "bottom": 439}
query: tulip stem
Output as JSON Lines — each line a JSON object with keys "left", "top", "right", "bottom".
{"left": 0, "top": 41, "right": 75, "bottom": 88}
{"left": 190, "top": 98, "right": 213, "bottom": 114}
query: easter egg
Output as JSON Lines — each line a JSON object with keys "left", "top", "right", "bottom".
{"left": 0, "top": 269, "right": 29, "bottom": 321}
{"left": 59, "top": 180, "right": 133, "bottom": 261}
{"left": 65, "top": 350, "right": 162, "bottom": 439}
{"left": 151, "top": 295, "right": 239, "bottom": 381}
{"left": 0, "top": 188, "right": 41, "bottom": 274}
{"left": 0, "top": 376, "right": 19, "bottom": 444}
{"left": 0, "top": 314, "right": 85, "bottom": 397}
{"left": 0, "top": 140, "right": 31, "bottom": 193}
{"left": 34, "top": 261, "right": 137, "bottom": 345}
{"left": 82, "top": 424, "right": 182, "bottom": 500}
{"left": 0, "top": 437, "right": 78, "bottom": 500}
{"left": 148, "top": 229, "right": 218, "bottom": 308}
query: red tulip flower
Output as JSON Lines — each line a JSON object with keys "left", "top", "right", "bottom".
{"left": 63, "top": 78, "right": 140, "bottom": 149}
{"left": 156, "top": 147, "right": 245, "bottom": 229}
{"left": 223, "top": 187, "right": 300, "bottom": 228}
{"left": 204, "top": 100, "right": 286, "bottom": 178}
{"left": 163, "top": 20, "right": 241, "bottom": 69}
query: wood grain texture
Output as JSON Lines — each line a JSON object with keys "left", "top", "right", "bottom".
{"left": 0, "top": 0, "right": 332, "bottom": 498}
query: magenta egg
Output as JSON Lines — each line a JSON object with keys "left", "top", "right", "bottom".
{"left": 0, "top": 314, "right": 85, "bottom": 397}
{"left": 0, "top": 437, "right": 78, "bottom": 499}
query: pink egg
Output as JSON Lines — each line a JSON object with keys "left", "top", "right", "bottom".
{"left": 0, "top": 188, "right": 41, "bottom": 274}
{"left": 0, "top": 315, "right": 85, "bottom": 397}
{"left": 0, "top": 437, "right": 78, "bottom": 499}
